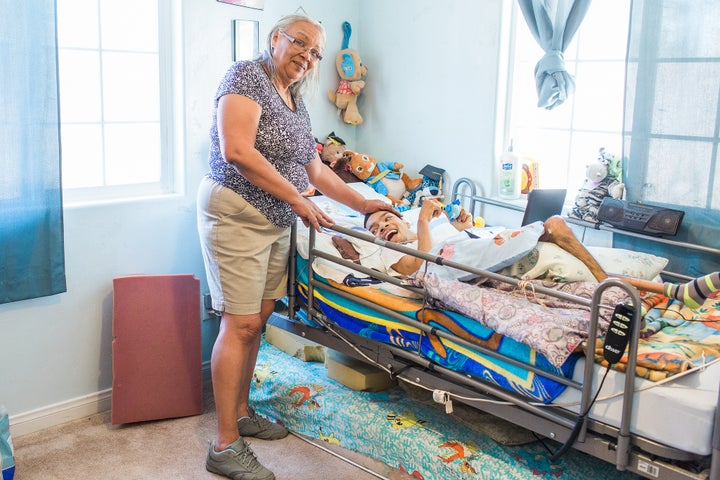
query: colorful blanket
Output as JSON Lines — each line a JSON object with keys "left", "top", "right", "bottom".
{"left": 415, "top": 273, "right": 627, "bottom": 368}
{"left": 296, "top": 258, "right": 577, "bottom": 403}
{"left": 480, "top": 280, "right": 720, "bottom": 381}
{"left": 593, "top": 291, "right": 720, "bottom": 380}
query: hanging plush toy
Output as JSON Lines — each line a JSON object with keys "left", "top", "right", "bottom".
{"left": 328, "top": 22, "right": 367, "bottom": 125}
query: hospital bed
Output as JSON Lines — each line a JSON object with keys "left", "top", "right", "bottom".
{"left": 267, "top": 179, "right": 720, "bottom": 480}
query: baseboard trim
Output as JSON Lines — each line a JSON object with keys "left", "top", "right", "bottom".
{"left": 9, "top": 388, "right": 112, "bottom": 438}
{"left": 10, "top": 361, "right": 212, "bottom": 438}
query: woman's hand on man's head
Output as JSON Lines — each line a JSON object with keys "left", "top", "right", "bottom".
{"left": 358, "top": 199, "right": 399, "bottom": 217}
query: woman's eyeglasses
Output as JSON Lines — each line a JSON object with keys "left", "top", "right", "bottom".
{"left": 278, "top": 30, "right": 323, "bottom": 62}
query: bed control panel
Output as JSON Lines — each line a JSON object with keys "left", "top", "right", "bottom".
{"left": 603, "top": 303, "right": 635, "bottom": 364}
{"left": 597, "top": 198, "right": 684, "bottom": 236}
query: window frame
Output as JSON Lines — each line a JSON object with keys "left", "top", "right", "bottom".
{"left": 498, "top": 1, "right": 631, "bottom": 199}
{"left": 59, "top": 0, "right": 180, "bottom": 205}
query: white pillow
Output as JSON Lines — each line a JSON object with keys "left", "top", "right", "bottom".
{"left": 505, "top": 243, "right": 669, "bottom": 282}
{"left": 587, "top": 246, "right": 669, "bottom": 280}
{"left": 513, "top": 242, "right": 596, "bottom": 282}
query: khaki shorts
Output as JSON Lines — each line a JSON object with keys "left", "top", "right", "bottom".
{"left": 197, "top": 177, "right": 290, "bottom": 315}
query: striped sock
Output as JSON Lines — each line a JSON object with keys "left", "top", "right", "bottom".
{"left": 664, "top": 272, "right": 720, "bottom": 309}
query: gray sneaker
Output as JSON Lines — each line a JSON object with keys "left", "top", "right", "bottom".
{"left": 206, "top": 438, "right": 275, "bottom": 480}
{"left": 237, "top": 408, "right": 289, "bottom": 440}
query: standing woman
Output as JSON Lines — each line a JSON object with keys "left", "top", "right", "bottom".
{"left": 197, "top": 14, "right": 393, "bottom": 480}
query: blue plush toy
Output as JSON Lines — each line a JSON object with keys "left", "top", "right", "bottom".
{"left": 444, "top": 199, "right": 462, "bottom": 222}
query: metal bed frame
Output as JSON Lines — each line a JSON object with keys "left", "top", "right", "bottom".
{"left": 268, "top": 186, "right": 720, "bottom": 480}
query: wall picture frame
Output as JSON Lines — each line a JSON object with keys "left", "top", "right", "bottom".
{"left": 217, "top": 0, "right": 264, "bottom": 10}
{"left": 232, "top": 19, "right": 260, "bottom": 62}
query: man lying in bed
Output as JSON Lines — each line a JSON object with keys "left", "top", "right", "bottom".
{"left": 364, "top": 198, "right": 602, "bottom": 277}
{"left": 364, "top": 198, "right": 474, "bottom": 276}
{"left": 363, "top": 201, "right": 720, "bottom": 308}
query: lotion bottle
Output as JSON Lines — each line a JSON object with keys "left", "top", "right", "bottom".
{"left": 498, "top": 140, "right": 521, "bottom": 200}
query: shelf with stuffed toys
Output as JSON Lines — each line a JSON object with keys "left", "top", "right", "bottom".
{"left": 562, "top": 148, "right": 717, "bottom": 256}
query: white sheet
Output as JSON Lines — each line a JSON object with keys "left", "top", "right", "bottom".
{"left": 555, "top": 358, "right": 720, "bottom": 455}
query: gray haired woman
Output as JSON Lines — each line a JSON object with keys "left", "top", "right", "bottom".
{"left": 197, "top": 13, "right": 395, "bottom": 480}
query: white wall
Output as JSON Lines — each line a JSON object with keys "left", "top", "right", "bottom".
{"left": 0, "top": 0, "right": 504, "bottom": 429}
{"left": 356, "top": 0, "right": 504, "bottom": 198}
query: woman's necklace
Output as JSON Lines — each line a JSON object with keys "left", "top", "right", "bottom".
{"left": 262, "top": 62, "right": 294, "bottom": 108}
{"left": 273, "top": 81, "right": 293, "bottom": 108}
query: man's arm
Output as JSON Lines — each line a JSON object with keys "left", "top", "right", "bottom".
{"left": 391, "top": 200, "right": 442, "bottom": 275}
{"left": 450, "top": 207, "right": 473, "bottom": 231}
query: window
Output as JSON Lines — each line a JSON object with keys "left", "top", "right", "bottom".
{"left": 502, "top": 0, "right": 631, "bottom": 195}
{"left": 623, "top": 0, "right": 720, "bottom": 211}
{"left": 57, "top": 0, "right": 177, "bottom": 202}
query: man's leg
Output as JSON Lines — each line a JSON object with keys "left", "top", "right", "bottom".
{"left": 539, "top": 215, "right": 608, "bottom": 282}
{"left": 539, "top": 216, "right": 720, "bottom": 308}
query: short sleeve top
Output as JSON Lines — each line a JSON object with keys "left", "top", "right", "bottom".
{"left": 206, "top": 60, "right": 317, "bottom": 228}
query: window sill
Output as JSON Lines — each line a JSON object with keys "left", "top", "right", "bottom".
{"left": 63, "top": 192, "right": 184, "bottom": 210}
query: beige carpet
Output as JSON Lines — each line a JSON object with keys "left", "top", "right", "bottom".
{"left": 12, "top": 382, "right": 414, "bottom": 480}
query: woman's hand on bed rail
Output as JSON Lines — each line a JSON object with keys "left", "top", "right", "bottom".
{"left": 291, "top": 196, "right": 336, "bottom": 231}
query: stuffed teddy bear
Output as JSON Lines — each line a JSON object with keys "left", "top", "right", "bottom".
{"left": 317, "top": 132, "right": 358, "bottom": 183}
{"left": 344, "top": 150, "right": 422, "bottom": 205}
{"left": 319, "top": 132, "right": 346, "bottom": 168}
{"left": 328, "top": 22, "right": 367, "bottom": 126}
{"left": 570, "top": 148, "right": 625, "bottom": 222}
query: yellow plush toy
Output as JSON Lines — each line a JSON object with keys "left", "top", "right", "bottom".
{"left": 328, "top": 22, "right": 367, "bottom": 126}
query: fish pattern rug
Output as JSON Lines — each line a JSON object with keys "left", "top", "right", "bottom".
{"left": 250, "top": 338, "right": 641, "bottom": 480}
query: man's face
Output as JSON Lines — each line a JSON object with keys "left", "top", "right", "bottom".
{"left": 365, "top": 211, "right": 415, "bottom": 243}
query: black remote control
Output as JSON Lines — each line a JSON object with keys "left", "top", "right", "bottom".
{"left": 603, "top": 303, "right": 635, "bottom": 364}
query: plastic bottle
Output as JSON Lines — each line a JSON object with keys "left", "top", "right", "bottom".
{"left": 498, "top": 141, "right": 521, "bottom": 200}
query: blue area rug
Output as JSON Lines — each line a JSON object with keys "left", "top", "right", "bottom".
{"left": 250, "top": 338, "right": 640, "bottom": 480}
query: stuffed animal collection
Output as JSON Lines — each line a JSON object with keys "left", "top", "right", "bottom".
{"left": 328, "top": 22, "right": 367, "bottom": 126}
{"left": 569, "top": 148, "right": 625, "bottom": 223}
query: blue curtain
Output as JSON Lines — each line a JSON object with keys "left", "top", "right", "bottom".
{"left": 0, "top": 0, "right": 66, "bottom": 304}
{"left": 616, "top": 0, "right": 720, "bottom": 277}
{"left": 517, "top": 0, "right": 592, "bottom": 110}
